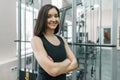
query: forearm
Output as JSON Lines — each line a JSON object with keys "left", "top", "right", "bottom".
{"left": 49, "top": 58, "right": 71, "bottom": 76}
{"left": 63, "top": 60, "right": 78, "bottom": 73}
{"left": 43, "top": 55, "right": 77, "bottom": 76}
{"left": 52, "top": 58, "right": 78, "bottom": 76}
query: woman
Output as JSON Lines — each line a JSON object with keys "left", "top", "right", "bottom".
{"left": 31, "top": 4, "right": 78, "bottom": 80}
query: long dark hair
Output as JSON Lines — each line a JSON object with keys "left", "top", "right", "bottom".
{"left": 34, "top": 4, "right": 60, "bottom": 36}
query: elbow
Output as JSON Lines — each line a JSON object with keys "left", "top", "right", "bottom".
{"left": 73, "top": 60, "right": 78, "bottom": 70}
{"left": 75, "top": 62, "right": 78, "bottom": 69}
{"left": 48, "top": 68, "right": 60, "bottom": 77}
{"left": 49, "top": 71, "right": 58, "bottom": 77}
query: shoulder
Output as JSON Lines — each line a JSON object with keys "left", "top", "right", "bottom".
{"left": 57, "top": 35, "right": 67, "bottom": 43}
{"left": 31, "top": 36, "right": 43, "bottom": 45}
{"left": 60, "top": 36, "right": 66, "bottom": 41}
{"left": 31, "top": 36, "right": 41, "bottom": 41}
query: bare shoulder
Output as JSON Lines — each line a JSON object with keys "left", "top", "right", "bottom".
{"left": 59, "top": 36, "right": 67, "bottom": 43}
{"left": 58, "top": 35, "right": 64, "bottom": 40}
{"left": 32, "top": 36, "right": 40, "bottom": 40}
{"left": 31, "top": 36, "right": 43, "bottom": 45}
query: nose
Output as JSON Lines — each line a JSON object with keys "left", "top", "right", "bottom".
{"left": 51, "top": 16, "right": 56, "bottom": 21}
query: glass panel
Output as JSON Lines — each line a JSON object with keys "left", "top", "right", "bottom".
{"left": 117, "top": 0, "right": 120, "bottom": 80}
{"left": 117, "top": 0, "right": 120, "bottom": 49}
{"left": 17, "top": 0, "right": 40, "bottom": 74}
{"left": 16, "top": 1, "right": 38, "bottom": 55}
{"left": 76, "top": 0, "right": 100, "bottom": 80}
{"left": 101, "top": 0, "right": 113, "bottom": 80}
{"left": 76, "top": 0, "right": 114, "bottom": 80}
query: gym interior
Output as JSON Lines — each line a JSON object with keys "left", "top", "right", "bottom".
{"left": 0, "top": 0, "right": 120, "bottom": 80}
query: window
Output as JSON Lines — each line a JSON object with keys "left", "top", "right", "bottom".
{"left": 16, "top": 1, "right": 38, "bottom": 55}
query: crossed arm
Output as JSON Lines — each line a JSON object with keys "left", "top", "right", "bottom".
{"left": 31, "top": 36, "right": 78, "bottom": 77}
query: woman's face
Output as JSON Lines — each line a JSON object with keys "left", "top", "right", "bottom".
{"left": 47, "top": 8, "right": 59, "bottom": 30}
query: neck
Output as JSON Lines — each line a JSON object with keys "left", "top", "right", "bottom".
{"left": 44, "top": 32, "right": 55, "bottom": 37}
{"left": 44, "top": 30, "right": 55, "bottom": 36}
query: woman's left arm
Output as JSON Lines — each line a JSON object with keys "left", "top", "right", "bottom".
{"left": 61, "top": 37, "right": 78, "bottom": 73}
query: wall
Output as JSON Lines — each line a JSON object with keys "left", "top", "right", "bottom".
{"left": 85, "top": 5, "right": 120, "bottom": 80}
{"left": 0, "top": 58, "right": 18, "bottom": 80}
{"left": 0, "top": 0, "right": 17, "bottom": 80}
{"left": 0, "top": 0, "right": 16, "bottom": 61}
{"left": 0, "top": 0, "right": 52, "bottom": 80}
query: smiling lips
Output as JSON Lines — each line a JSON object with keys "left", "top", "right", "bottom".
{"left": 49, "top": 21, "right": 58, "bottom": 26}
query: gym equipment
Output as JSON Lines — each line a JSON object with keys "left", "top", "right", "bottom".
{"left": 19, "top": 52, "right": 37, "bottom": 80}
{"left": 17, "top": 0, "right": 38, "bottom": 79}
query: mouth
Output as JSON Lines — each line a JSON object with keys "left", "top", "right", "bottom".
{"left": 49, "top": 22, "right": 58, "bottom": 26}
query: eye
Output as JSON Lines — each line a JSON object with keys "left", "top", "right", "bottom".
{"left": 47, "top": 14, "right": 59, "bottom": 18}
{"left": 47, "top": 14, "right": 52, "bottom": 18}
{"left": 54, "top": 14, "right": 59, "bottom": 18}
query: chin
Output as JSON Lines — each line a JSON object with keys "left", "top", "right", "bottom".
{"left": 49, "top": 26, "right": 57, "bottom": 29}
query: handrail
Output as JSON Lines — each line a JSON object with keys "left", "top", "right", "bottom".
{"left": 68, "top": 42, "right": 116, "bottom": 47}
{"left": 14, "top": 40, "right": 31, "bottom": 43}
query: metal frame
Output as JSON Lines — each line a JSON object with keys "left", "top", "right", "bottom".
{"left": 112, "top": 0, "right": 118, "bottom": 80}
{"left": 17, "top": 0, "right": 22, "bottom": 79}
{"left": 71, "top": 0, "right": 77, "bottom": 80}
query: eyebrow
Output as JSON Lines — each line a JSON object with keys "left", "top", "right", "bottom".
{"left": 48, "top": 13, "right": 58, "bottom": 15}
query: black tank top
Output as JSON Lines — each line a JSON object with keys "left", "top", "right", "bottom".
{"left": 36, "top": 35, "right": 67, "bottom": 80}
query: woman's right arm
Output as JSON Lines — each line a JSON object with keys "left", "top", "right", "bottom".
{"left": 31, "top": 36, "right": 71, "bottom": 77}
